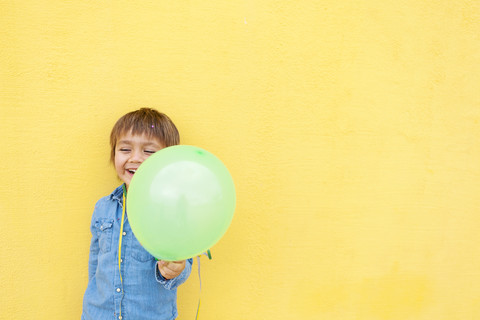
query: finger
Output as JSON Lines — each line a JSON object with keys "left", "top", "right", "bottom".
{"left": 172, "top": 260, "right": 185, "bottom": 264}
{"left": 165, "top": 262, "right": 184, "bottom": 273}
{"left": 161, "top": 260, "right": 185, "bottom": 268}
{"left": 161, "top": 268, "right": 175, "bottom": 279}
{"left": 158, "top": 263, "right": 175, "bottom": 279}
{"left": 159, "top": 260, "right": 182, "bottom": 265}
{"left": 158, "top": 261, "right": 179, "bottom": 270}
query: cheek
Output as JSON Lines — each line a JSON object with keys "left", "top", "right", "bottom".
{"left": 114, "top": 156, "right": 125, "bottom": 172}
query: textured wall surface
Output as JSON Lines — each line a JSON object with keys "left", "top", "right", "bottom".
{"left": 1, "top": 1, "right": 480, "bottom": 319}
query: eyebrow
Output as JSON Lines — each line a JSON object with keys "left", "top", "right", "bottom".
{"left": 117, "top": 140, "right": 161, "bottom": 147}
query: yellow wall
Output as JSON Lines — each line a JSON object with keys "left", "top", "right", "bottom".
{"left": 1, "top": 1, "right": 479, "bottom": 319}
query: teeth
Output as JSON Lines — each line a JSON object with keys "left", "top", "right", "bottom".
{"left": 128, "top": 169, "right": 136, "bottom": 173}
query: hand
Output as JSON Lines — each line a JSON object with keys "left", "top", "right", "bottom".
{"left": 157, "top": 260, "right": 186, "bottom": 280}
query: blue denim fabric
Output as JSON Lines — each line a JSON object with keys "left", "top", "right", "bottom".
{"left": 82, "top": 185, "right": 193, "bottom": 320}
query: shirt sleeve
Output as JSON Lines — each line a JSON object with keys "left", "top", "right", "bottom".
{"left": 154, "top": 258, "right": 193, "bottom": 290}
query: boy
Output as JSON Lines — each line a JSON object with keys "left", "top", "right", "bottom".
{"left": 82, "top": 108, "right": 192, "bottom": 320}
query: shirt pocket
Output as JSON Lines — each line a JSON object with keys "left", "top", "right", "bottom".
{"left": 94, "top": 219, "right": 114, "bottom": 254}
{"left": 131, "top": 237, "right": 154, "bottom": 262}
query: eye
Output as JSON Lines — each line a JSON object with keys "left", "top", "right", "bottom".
{"left": 144, "top": 150, "right": 155, "bottom": 154}
{"left": 119, "top": 148, "right": 131, "bottom": 152}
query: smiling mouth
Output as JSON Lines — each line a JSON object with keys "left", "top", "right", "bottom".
{"left": 127, "top": 169, "right": 137, "bottom": 174}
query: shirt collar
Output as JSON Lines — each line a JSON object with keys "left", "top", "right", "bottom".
{"left": 109, "top": 184, "right": 125, "bottom": 203}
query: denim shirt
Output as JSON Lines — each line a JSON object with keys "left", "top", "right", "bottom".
{"left": 82, "top": 185, "right": 193, "bottom": 320}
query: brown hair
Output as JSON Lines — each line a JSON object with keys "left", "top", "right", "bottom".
{"left": 109, "top": 108, "right": 180, "bottom": 163}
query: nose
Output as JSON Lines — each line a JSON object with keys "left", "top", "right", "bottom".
{"left": 129, "top": 149, "right": 143, "bottom": 163}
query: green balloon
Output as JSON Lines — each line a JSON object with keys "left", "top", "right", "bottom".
{"left": 127, "top": 145, "right": 236, "bottom": 261}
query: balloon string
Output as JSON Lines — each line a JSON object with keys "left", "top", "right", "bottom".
{"left": 117, "top": 184, "right": 127, "bottom": 318}
{"left": 195, "top": 255, "right": 202, "bottom": 320}
{"left": 195, "top": 250, "right": 212, "bottom": 320}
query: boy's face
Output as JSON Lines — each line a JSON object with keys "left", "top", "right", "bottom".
{"left": 114, "top": 131, "right": 164, "bottom": 189}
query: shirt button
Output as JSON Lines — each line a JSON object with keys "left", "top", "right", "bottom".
{"left": 116, "top": 288, "right": 121, "bottom": 292}
{"left": 123, "top": 232, "right": 127, "bottom": 236}
{"left": 120, "top": 259, "right": 123, "bottom": 263}
{"left": 119, "top": 316, "right": 122, "bottom": 320}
